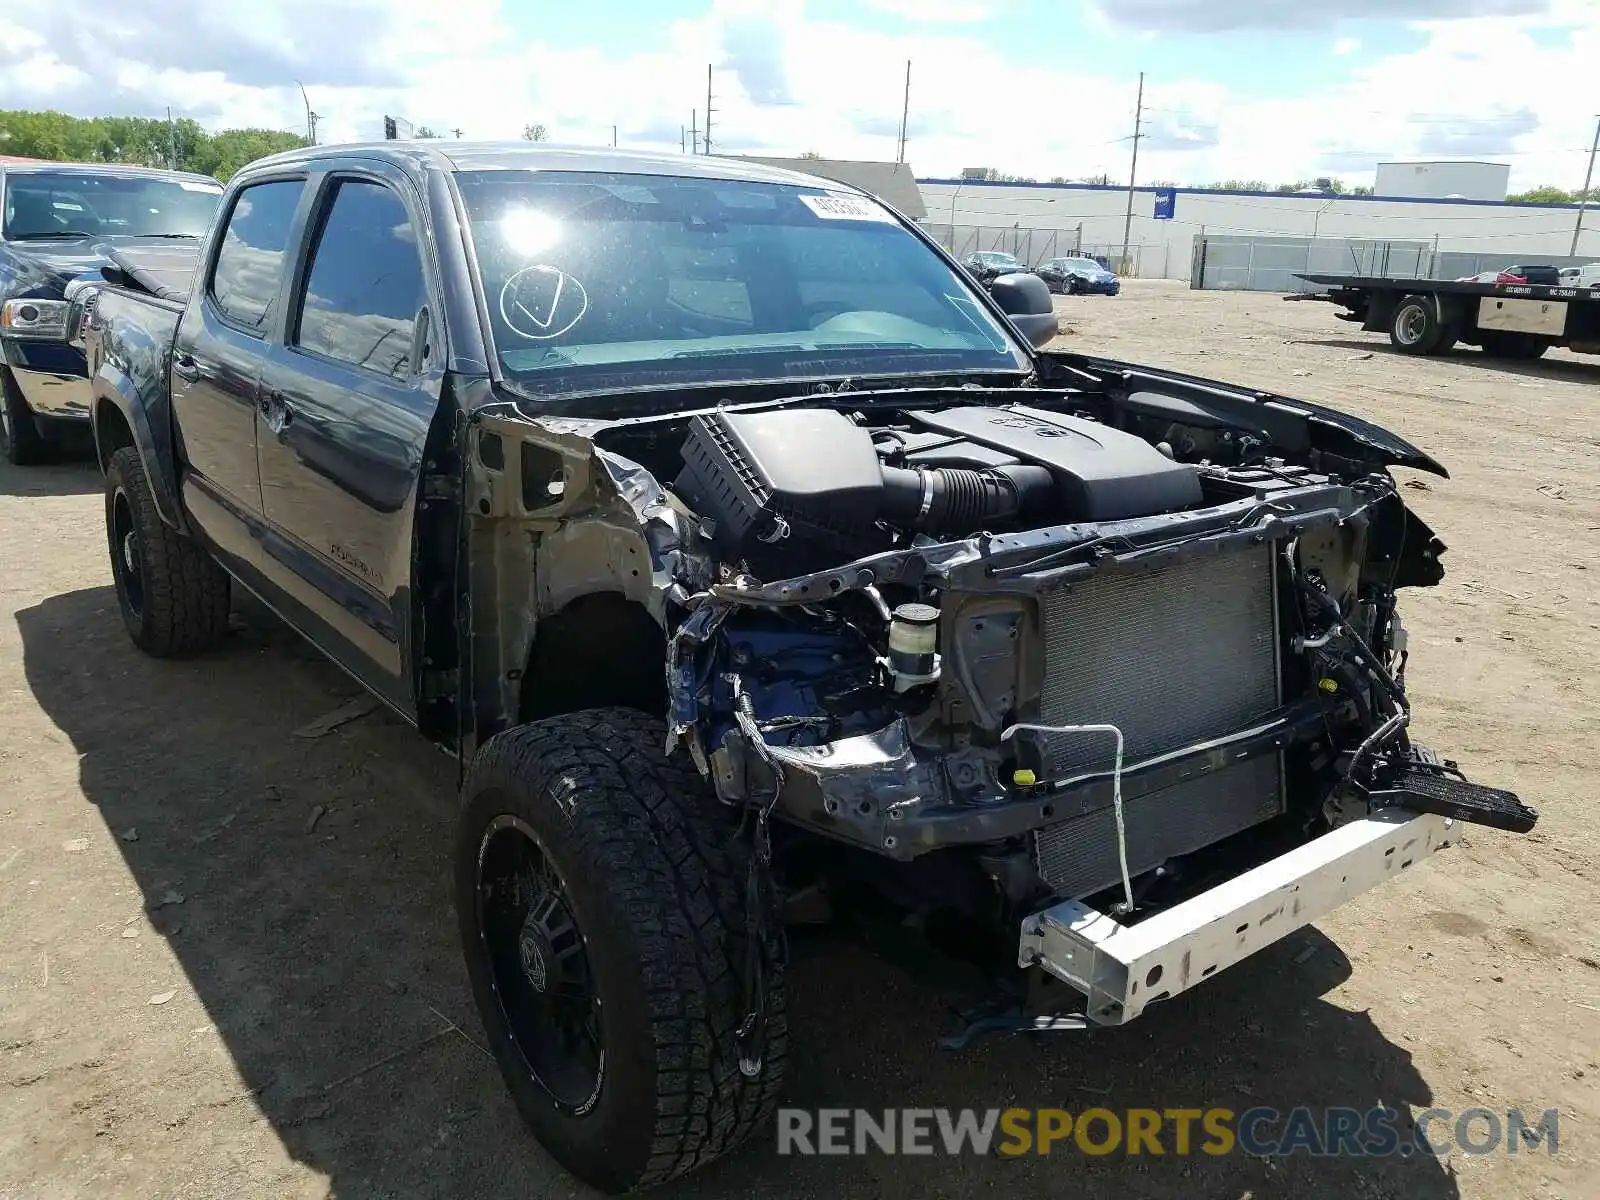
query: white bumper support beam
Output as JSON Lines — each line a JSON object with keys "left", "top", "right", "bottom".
{"left": 1018, "top": 810, "right": 1453, "bottom": 1024}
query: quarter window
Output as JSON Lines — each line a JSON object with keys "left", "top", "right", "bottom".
{"left": 210, "top": 180, "right": 304, "bottom": 330}
{"left": 295, "top": 179, "right": 426, "bottom": 380}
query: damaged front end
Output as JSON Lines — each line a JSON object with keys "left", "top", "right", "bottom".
{"left": 477, "top": 373, "right": 1536, "bottom": 1034}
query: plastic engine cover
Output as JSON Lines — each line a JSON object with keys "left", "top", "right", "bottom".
{"left": 906, "top": 405, "right": 1201, "bottom": 520}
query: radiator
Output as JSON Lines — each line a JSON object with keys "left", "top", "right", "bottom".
{"left": 1031, "top": 542, "right": 1284, "bottom": 898}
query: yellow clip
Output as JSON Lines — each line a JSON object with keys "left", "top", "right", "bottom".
{"left": 1013, "top": 768, "right": 1037, "bottom": 787}
{"left": 1317, "top": 677, "right": 1339, "bottom": 694}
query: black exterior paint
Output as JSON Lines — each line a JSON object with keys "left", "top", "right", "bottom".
{"left": 85, "top": 142, "right": 1459, "bottom": 752}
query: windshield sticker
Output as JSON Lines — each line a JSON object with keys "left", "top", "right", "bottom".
{"left": 178, "top": 181, "right": 223, "bottom": 193}
{"left": 499, "top": 266, "right": 590, "bottom": 341}
{"left": 799, "top": 193, "right": 896, "bottom": 223}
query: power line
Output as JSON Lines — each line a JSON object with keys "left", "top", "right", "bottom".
{"left": 1571, "top": 115, "right": 1600, "bottom": 254}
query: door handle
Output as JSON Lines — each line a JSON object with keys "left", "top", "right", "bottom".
{"left": 260, "top": 389, "right": 295, "bottom": 435}
{"left": 172, "top": 353, "right": 201, "bottom": 382}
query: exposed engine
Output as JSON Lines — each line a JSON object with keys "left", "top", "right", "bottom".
{"left": 674, "top": 404, "right": 1203, "bottom": 575}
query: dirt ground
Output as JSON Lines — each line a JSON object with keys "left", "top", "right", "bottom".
{"left": 2, "top": 280, "right": 1596, "bottom": 1200}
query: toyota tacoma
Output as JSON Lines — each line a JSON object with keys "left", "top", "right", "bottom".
{"left": 79, "top": 143, "right": 1535, "bottom": 1192}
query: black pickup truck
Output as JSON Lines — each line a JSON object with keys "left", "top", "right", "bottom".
{"left": 81, "top": 142, "right": 1533, "bottom": 1192}
{"left": 0, "top": 161, "right": 221, "bottom": 463}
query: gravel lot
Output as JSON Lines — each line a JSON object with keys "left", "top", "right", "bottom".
{"left": 2, "top": 280, "right": 1596, "bottom": 1199}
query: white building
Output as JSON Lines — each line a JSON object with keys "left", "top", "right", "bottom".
{"left": 1374, "top": 161, "right": 1510, "bottom": 202}
{"left": 918, "top": 180, "right": 1599, "bottom": 281}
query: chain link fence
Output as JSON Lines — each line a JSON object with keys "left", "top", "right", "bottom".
{"left": 922, "top": 223, "right": 1172, "bottom": 279}
{"left": 1192, "top": 234, "right": 1600, "bottom": 293}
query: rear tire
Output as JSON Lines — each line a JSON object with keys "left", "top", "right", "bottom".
{"left": 1389, "top": 294, "right": 1453, "bottom": 355}
{"left": 456, "top": 708, "right": 787, "bottom": 1193}
{"left": 105, "top": 446, "right": 231, "bottom": 656}
{"left": 0, "top": 369, "right": 49, "bottom": 465}
{"left": 1478, "top": 331, "right": 1548, "bottom": 360}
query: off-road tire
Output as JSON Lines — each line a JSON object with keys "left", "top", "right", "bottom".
{"left": 456, "top": 708, "right": 788, "bottom": 1193}
{"left": 1478, "top": 330, "right": 1549, "bottom": 360}
{"left": 105, "top": 446, "right": 230, "bottom": 656}
{"left": 0, "top": 368, "right": 49, "bottom": 465}
{"left": 1389, "top": 294, "right": 1454, "bottom": 355}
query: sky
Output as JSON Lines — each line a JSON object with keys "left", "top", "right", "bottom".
{"left": 1, "top": 0, "right": 1598, "bottom": 191}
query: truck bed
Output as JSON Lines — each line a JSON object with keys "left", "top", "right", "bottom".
{"left": 1299, "top": 273, "right": 1600, "bottom": 302}
{"left": 99, "top": 243, "right": 201, "bottom": 305}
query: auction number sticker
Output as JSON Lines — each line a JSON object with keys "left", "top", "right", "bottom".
{"left": 799, "top": 193, "right": 895, "bottom": 223}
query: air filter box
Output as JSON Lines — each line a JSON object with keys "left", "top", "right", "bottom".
{"left": 675, "top": 408, "right": 887, "bottom": 576}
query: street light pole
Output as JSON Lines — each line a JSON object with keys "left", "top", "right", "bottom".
{"left": 1571, "top": 114, "right": 1600, "bottom": 257}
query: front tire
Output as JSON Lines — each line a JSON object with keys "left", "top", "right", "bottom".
{"left": 0, "top": 369, "right": 49, "bottom": 465}
{"left": 105, "top": 446, "right": 230, "bottom": 656}
{"left": 456, "top": 709, "right": 787, "bottom": 1193}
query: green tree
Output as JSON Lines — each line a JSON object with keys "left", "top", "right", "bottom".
{"left": 416, "top": 125, "right": 438, "bottom": 139}
{"left": 1350, "top": 185, "right": 1374, "bottom": 196}
{"left": 1197, "top": 179, "right": 1270, "bottom": 191}
{"left": 0, "top": 108, "right": 306, "bottom": 181}
{"left": 1506, "top": 185, "right": 1590, "bottom": 205}
{"left": 797, "top": 150, "right": 823, "bottom": 160}
{"left": 522, "top": 123, "right": 549, "bottom": 142}
{"left": 1311, "top": 176, "right": 1345, "bottom": 194}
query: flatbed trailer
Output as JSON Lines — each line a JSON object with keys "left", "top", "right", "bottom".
{"left": 1295, "top": 272, "right": 1600, "bottom": 361}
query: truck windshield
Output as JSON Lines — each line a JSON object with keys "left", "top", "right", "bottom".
{"left": 2, "top": 172, "right": 221, "bottom": 240}
{"left": 455, "top": 170, "right": 1028, "bottom": 395}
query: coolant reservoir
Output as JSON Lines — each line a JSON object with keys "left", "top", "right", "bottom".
{"left": 888, "top": 603, "right": 941, "bottom": 692}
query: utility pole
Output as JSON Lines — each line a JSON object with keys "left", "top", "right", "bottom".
{"left": 1571, "top": 114, "right": 1600, "bottom": 256}
{"left": 681, "top": 125, "right": 687, "bottom": 153}
{"left": 1119, "top": 71, "right": 1145, "bottom": 275}
{"left": 704, "top": 65, "right": 715, "bottom": 155}
{"left": 690, "top": 110, "right": 699, "bottom": 155}
{"left": 295, "top": 80, "right": 318, "bottom": 145}
{"left": 166, "top": 106, "right": 177, "bottom": 170}
{"left": 896, "top": 60, "right": 911, "bottom": 164}
{"left": 612, "top": 125, "right": 618, "bottom": 148}
{"left": 452, "top": 127, "right": 463, "bottom": 139}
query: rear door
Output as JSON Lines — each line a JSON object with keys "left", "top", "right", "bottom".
{"left": 254, "top": 162, "right": 442, "bottom": 717}
{"left": 171, "top": 175, "right": 309, "bottom": 571}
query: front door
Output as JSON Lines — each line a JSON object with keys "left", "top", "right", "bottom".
{"left": 254, "top": 168, "right": 441, "bottom": 717}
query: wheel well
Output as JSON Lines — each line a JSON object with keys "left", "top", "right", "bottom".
{"left": 93, "top": 399, "right": 136, "bottom": 474}
{"left": 518, "top": 593, "right": 667, "bottom": 723}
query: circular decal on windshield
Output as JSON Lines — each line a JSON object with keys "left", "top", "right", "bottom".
{"left": 499, "top": 265, "right": 589, "bottom": 340}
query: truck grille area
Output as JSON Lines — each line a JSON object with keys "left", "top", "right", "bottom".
{"left": 1031, "top": 542, "right": 1284, "bottom": 898}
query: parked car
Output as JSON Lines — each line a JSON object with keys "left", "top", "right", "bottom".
{"left": 1455, "top": 264, "right": 1560, "bottom": 286}
{"left": 1558, "top": 263, "right": 1600, "bottom": 288}
{"left": 962, "top": 248, "right": 1028, "bottom": 282}
{"left": 82, "top": 142, "right": 1532, "bottom": 1194}
{"left": 1037, "top": 255, "right": 1122, "bottom": 296}
{"left": 0, "top": 162, "right": 221, "bottom": 464}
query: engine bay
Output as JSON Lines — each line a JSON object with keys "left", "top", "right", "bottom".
{"left": 673, "top": 404, "right": 1205, "bottom": 575}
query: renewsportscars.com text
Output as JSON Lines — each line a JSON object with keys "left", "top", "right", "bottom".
{"left": 776, "top": 1106, "right": 1559, "bottom": 1158}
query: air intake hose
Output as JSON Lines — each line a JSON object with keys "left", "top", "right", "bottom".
{"left": 879, "top": 464, "right": 1055, "bottom": 534}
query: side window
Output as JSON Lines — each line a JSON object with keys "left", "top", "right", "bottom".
{"left": 294, "top": 179, "right": 426, "bottom": 380}
{"left": 210, "top": 180, "right": 305, "bottom": 330}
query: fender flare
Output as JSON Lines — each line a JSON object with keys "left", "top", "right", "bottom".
{"left": 90, "top": 361, "right": 186, "bottom": 531}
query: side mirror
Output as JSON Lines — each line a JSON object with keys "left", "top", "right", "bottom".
{"left": 986, "top": 272, "right": 1058, "bottom": 349}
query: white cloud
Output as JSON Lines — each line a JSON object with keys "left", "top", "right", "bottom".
{"left": 2, "top": 0, "right": 1599, "bottom": 193}
{"left": 865, "top": 0, "right": 995, "bottom": 20}
{"left": 1332, "top": 36, "right": 1361, "bottom": 54}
